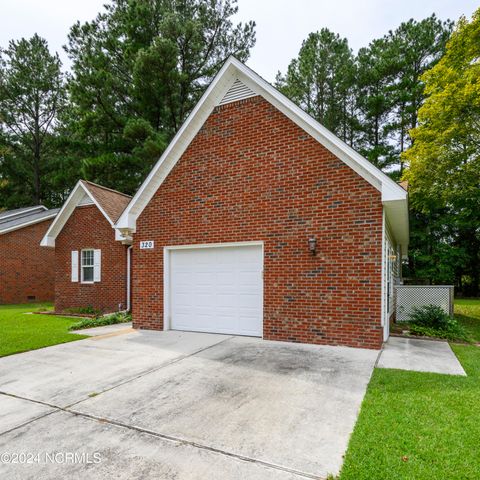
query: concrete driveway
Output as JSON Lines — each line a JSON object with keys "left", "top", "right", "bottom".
{"left": 0, "top": 330, "right": 378, "bottom": 479}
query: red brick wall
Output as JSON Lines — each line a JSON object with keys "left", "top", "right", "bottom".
{"left": 133, "top": 96, "right": 384, "bottom": 349}
{"left": 0, "top": 219, "right": 55, "bottom": 304}
{"left": 55, "top": 205, "right": 128, "bottom": 313}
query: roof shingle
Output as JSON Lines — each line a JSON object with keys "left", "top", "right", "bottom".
{"left": 80, "top": 181, "right": 131, "bottom": 224}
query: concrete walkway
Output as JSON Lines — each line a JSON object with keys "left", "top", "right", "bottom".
{"left": 378, "top": 336, "right": 466, "bottom": 376}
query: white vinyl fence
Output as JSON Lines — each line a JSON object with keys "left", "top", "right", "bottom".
{"left": 395, "top": 285, "right": 454, "bottom": 322}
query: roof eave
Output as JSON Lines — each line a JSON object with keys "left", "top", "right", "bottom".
{"left": 383, "top": 192, "right": 409, "bottom": 256}
{"left": 0, "top": 212, "right": 58, "bottom": 237}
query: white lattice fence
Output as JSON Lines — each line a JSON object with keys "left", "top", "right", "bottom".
{"left": 395, "top": 285, "right": 454, "bottom": 322}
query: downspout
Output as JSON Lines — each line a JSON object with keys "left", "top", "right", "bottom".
{"left": 127, "top": 245, "right": 133, "bottom": 312}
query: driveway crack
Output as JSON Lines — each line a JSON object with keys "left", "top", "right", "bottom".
{"left": 0, "top": 390, "right": 322, "bottom": 479}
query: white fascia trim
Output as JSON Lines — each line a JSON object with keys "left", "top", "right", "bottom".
{"left": 116, "top": 56, "right": 408, "bottom": 233}
{"left": 40, "top": 181, "right": 114, "bottom": 247}
{"left": 0, "top": 212, "right": 57, "bottom": 236}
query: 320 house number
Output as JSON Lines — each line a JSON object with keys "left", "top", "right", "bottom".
{"left": 140, "top": 240, "right": 154, "bottom": 249}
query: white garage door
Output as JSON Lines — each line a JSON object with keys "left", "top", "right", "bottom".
{"left": 169, "top": 244, "right": 263, "bottom": 336}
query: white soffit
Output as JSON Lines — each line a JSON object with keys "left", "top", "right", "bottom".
{"left": 78, "top": 192, "right": 94, "bottom": 206}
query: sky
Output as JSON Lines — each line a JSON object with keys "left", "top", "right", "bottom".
{"left": 0, "top": 0, "right": 478, "bottom": 81}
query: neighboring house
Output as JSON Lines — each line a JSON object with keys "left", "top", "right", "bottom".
{"left": 0, "top": 206, "right": 58, "bottom": 304}
{"left": 41, "top": 180, "right": 131, "bottom": 313}
{"left": 115, "top": 57, "right": 408, "bottom": 350}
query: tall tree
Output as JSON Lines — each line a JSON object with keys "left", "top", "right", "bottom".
{"left": 386, "top": 15, "right": 452, "bottom": 175}
{"left": 275, "top": 29, "right": 356, "bottom": 143}
{"left": 0, "top": 34, "right": 65, "bottom": 207}
{"left": 355, "top": 16, "right": 451, "bottom": 172}
{"left": 64, "top": 0, "right": 256, "bottom": 194}
{"left": 403, "top": 9, "right": 480, "bottom": 294}
{"left": 355, "top": 38, "right": 397, "bottom": 169}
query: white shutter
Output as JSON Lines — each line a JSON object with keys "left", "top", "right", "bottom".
{"left": 93, "top": 249, "right": 101, "bottom": 282}
{"left": 71, "top": 251, "right": 79, "bottom": 282}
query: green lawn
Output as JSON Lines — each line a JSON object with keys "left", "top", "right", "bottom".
{"left": 339, "top": 299, "right": 480, "bottom": 480}
{"left": 455, "top": 298, "right": 480, "bottom": 342}
{"left": 0, "top": 303, "right": 87, "bottom": 357}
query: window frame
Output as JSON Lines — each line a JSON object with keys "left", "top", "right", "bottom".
{"left": 80, "top": 248, "right": 95, "bottom": 284}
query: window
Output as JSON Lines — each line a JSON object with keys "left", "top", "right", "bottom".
{"left": 81, "top": 249, "right": 94, "bottom": 283}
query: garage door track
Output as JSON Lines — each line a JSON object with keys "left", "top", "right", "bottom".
{"left": 0, "top": 330, "right": 378, "bottom": 479}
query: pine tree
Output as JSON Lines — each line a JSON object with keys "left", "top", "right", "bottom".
{"left": 0, "top": 34, "right": 65, "bottom": 207}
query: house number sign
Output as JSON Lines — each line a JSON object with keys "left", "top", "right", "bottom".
{"left": 140, "top": 240, "right": 154, "bottom": 249}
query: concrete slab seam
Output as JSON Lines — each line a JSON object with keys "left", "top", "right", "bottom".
{"left": 0, "top": 391, "right": 323, "bottom": 480}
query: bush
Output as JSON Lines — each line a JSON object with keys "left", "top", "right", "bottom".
{"left": 407, "top": 304, "right": 468, "bottom": 341}
{"left": 408, "top": 323, "right": 468, "bottom": 342}
{"left": 408, "top": 304, "right": 451, "bottom": 328}
{"left": 69, "top": 311, "right": 132, "bottom": 331}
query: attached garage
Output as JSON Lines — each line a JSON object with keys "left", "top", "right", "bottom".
{"left": 165, "top": 243, "right": 263, "bottom": 337}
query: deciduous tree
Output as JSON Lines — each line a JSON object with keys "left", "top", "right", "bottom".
{"left": 404, "top": 9, "right": 480, "bottom": 294}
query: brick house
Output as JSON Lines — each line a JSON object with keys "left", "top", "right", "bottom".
{"left": 41, "top": 180, "right": 131, "bottom": 313}
{"left": 0, "top": 206, "right": 58, "bottom": 304}
{"left": 115, "top": 57, "right": 409, "bottom": 349}
{"left": 115, "top": 57, "right": 408, "bottom": 349}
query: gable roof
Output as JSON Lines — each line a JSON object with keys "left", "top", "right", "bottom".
{"left": 0, "top": 205, "right": 59, "bottom": 235}
{"left": 40, "top": 180, "right": 131, "bottom": 247}
{"left": 115, "top": 56, "right": 409, "bottom": 252}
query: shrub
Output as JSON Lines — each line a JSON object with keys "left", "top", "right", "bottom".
{"left": 408, "top": 304, "right": 450, "bottom": 329}
{"left": 408, "top": 323, "right": 468, "bottom": 342}
{"left": 69, "top": 311, "right": 132, "bottom": 331}
{"left": 407, "top": 304, "right": 468, "bottom": 341}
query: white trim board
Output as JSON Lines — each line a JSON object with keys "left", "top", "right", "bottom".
{"left": 116, "top": 56, "right": 408, "bottom": 252}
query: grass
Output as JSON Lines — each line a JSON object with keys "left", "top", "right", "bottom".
{"left": 0, "top": 303, "right": 87, "bottom": 357}
{"left": 454, "top": 298, "right": 480, "bottom": 342}
{"left": 339, "top": 298, "right": 480, "bottom": 480}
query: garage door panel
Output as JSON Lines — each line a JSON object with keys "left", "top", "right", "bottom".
{"left": 216, "top": 272, "right": 236, "bottom": 285}
{"left": 169, "top": 245, "right": 263, "bottom": 337}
